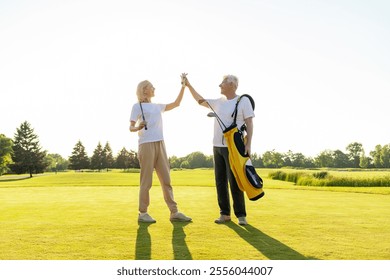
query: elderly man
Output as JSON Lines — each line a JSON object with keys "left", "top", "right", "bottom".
{"left": 184, "top": 75, "right": 255, "bottom": 225}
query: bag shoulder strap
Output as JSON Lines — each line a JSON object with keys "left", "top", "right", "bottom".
{"left": 231, "top": 94, "right": 255, "bottom": 125}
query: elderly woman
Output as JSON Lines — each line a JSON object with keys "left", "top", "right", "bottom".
{"left": 129, "top": 76, "right": 191, "bottom": 223}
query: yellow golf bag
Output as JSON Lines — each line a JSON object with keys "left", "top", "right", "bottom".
{"left": 223, "top": 123, "right": 264, "bottom": 201}
{"left": 206, "top": 94, "right": 264, "bottom": 201}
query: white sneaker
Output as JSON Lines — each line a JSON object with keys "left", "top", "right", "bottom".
{"left": 238, "top": 217, "right": 248, "bottom": 225}
{"left": 138, "top": 213, "right": 156, "bottom": 223}
{"left": 170, "top": 212, "right": 192, "bottom": 222}
{"left": 214, "top": 215, "right": 231, "bottom": 224}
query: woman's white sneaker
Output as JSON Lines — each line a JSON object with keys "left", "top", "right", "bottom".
{"left": 170, "top": 212, "right": 192, "bottom": 222}
{"left": 138, "top": 213, "right": 156, "bottom": 223}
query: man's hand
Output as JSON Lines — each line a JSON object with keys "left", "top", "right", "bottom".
{"left": 245, "top": 143, "right": 251, "bottom": 157}
{"left": 180, "top": 73, "right": 188, "bottom": 87}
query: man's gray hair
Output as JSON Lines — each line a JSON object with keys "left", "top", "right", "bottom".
{"left": 223, "top": 75, "right": 239, "bottom": 88}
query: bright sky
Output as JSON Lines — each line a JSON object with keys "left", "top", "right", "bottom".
{"left": 1, "top": 0, "right": 389, "bottom": 159}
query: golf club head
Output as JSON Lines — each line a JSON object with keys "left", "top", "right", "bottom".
{"left": 207, "top": 112, "right": 216, "bottom": 118}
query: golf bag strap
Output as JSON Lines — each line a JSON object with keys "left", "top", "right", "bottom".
{"left": 231, "top": 94, "right": 250, "bottom": 125}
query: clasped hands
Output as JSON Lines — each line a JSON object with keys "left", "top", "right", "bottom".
{"left": 180, "top": 73, "right": 205, "bottom": 105}
{"left": 180, "top": 73, "right": 188, "bottom": 87}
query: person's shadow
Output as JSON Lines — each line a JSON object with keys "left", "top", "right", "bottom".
{"left": 225, "top": 223, "right": 317, "bottom": 260}
{"left": 135, "top": 222, "right": 153, "bottom": 260}
{"left": 171, "top": 221, "right": 193, "bottom": 260}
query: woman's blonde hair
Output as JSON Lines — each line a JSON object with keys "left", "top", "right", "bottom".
{"left": 136, "top": 80, "right": 152, "bottom": 102}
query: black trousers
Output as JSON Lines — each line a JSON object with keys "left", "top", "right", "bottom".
{"left": 213, "top": 146, "right": 246, "bottom": 218}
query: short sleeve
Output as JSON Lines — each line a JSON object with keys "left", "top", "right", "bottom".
{"left": 241, "top": 97, "right": 255, "bottom": 119}
{"left": 130, "top": 103, "right": 141, "bottom": 122}
{"left": 159, "top": 104, "right": 167, "bottom": 112}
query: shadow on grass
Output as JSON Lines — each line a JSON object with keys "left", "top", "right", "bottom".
{"left": 171, "top": 221, "right": 192, "bottom": 260}
{"left": 225, "top": 223, "right": 318, "bottom": 260}
{"left": 135, "top": 222, "right": 153, "bottom": 260}
{"left": 0, "top": 175, "right": 32, "bottom": 182}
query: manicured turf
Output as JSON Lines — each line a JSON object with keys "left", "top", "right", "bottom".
{"left": 1, "top": 170, "right": 389, "bottom": 260}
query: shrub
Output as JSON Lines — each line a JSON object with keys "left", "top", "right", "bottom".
{"left": 269, "top": 170, "right": 390, "bottom": 187}
{"left": 269, "top": 171, "right": 287, "bottom": 181}
{"left": 313, "top": 171, "right": 328, "bottom": 179}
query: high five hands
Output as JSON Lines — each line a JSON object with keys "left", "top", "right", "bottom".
{"left": 180, "top": 73, "right": 188, "bottom": 87}
{"left": 180, "top": 73, "right": 205, "bottom": 105}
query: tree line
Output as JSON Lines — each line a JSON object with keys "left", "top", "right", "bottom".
{"left": 0, "top": 122, "right": 139, "bottom": 176}
{"left": 1, "top": 121, "right": 390, "bottom": 176}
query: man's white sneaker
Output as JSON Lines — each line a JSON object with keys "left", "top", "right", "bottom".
{"left": 170, "top": 212, "right": 192, "bottom": 222}
{"left": 138, "top": 213, "right": 156, "bottom": 223}
{"left": 214, "top": 215, "right": 231, "bottom": 224}
{"left": 238, "top": 217, "right": 248, "bottom": 225}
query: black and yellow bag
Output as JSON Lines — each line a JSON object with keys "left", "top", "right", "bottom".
{"left": 223, "top": 123, "right": 264, "bottom": 201}
{"left": 208, "top": 94, "right": 265, "bottom": 201}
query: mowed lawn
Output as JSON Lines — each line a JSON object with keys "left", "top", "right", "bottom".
{"left": 0, "top": 170, "right": 389, "bottom": 260}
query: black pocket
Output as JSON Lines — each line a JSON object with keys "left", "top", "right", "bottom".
{"left": 245, "top": 165, "right": 263, "bottom": 189}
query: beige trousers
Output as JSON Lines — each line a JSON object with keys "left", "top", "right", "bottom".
{"left": 138, "top": 141, "right": 178, "bottom": 214}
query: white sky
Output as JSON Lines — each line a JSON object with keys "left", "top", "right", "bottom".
{"left": 1, "top": 0, "right": 389, "bottom": 158}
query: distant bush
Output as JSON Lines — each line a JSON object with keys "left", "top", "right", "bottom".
{"left": 121, "top": 169, "right": 140, "bottom": 173}
{"left": 269, "top": 171, "right": 286, "bottom": 181}
{"left": 269, "top": 170, "right": 390, "bottom": 187}
{"left": 269, "top": 171, "right": 306, "bottom": 183}
{"left": 313, "top": 171, "right": 328, "bottom": 179}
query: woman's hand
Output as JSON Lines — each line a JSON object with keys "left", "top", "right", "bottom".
{"left": 130, "top": 121, "right": 147, "bottom": 132}
{"left": 138, "top": 121, "right": 147, "bottom": 130}
{"left": 181, "top": 73, "right": 188, "bottom": 87}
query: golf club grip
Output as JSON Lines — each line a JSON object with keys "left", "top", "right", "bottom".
{"left": 139, "top": 102, "right": 147, "bottom": 130}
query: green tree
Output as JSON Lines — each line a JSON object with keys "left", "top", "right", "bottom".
{"left": 315, "top": 150, "right": 334, "bottom": 168}
{"left": 45, "top": 153, "right": 69, "bottom": 172}
{"left": 380, "top": 144, "right": 390, "bottom": 168}
{"left": 262, "top": 150, "right": 284, "bottom": 168}
{"left": 370, "top": 145, "right": 382, "bottom": 168}
{"left": 346, "top": 142, "right": 363, "bottom": 168}
{"left": 115, "top": 147, "right": 128, "bottom": 169}
{"left": 205, "top": 155, "right": 214, "bottom": 168}
{"left": 128, "top": 149, "right": 140, "bottom": 168}
{"left": 282, "top": 150, "right": 293, "bottom": 167}
{"left": 187, "top": 151, "right": 207, "bottom": 169}
{"left": 291, "top": 152, "right": 307, "bottom": 168}
{"left": 250, "top": 153, "right": 264, "bottom": 168}
{"left": 69, "top": 140, "right": 90, "bottom": 170}
{"left": 0, "top": 134, "right": 13, "bottom": 176}
{"left": 333, "top": 150, "right": 350, "bottom": 168}
{"left": 91, "top": 142, "right": 104, "bottom": 171}
{"left": 103, "top": 142, "right": 114, "bottom": 171}
{"left": 11, "top": 122, "right": 48, "bottom": 177}
{"left": 303, "top": 157, "right": 316, "bottom": 168}
{"left": 359, "top": 149, "right": 370, "bottom": 169}
{"left": 169, "top": 155, "right": 182, "bottom": 169}
{"left": 115, "top": 148, "right": 139, "bottom": 169}
{"left": 180, "top": 160, "right": 190, "bottom": 169}
{"left": 282, "top": 151, "right": 308, "bottom": 168}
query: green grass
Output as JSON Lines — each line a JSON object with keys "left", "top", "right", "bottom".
{"left": 0, "top": 169, "right": 216, "bottom": 188}
{"left": 1, "top": 169, "right": 390, "bottom": 260}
